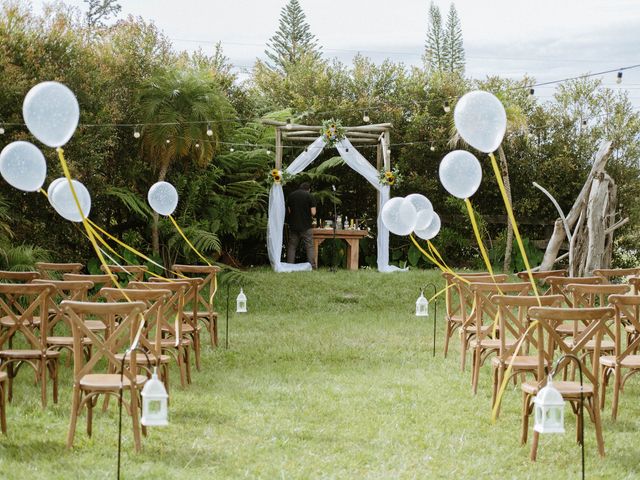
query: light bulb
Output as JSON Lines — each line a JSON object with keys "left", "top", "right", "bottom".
{"left": 443, "top": 101, "right": 451, "bottom": 113}
{"left": 230, "top": 147, "right": 235, "bottom": 152}
{"left": 582, "top": 120, "right": 587, "bottom": 126}
{"left": 166, "top": 139, "right": 170, "bottom": 144}
{"left": 363, "top": 111, "right": 370, "bottom": 122}
{"left": 266, "top": 150, "right": 271, "bottom": 155}
{"left": 430, "top": 144, "right": 435, "bottom": 152}
{"left": 286, "top": 118, "right": 292, "bottom": 130}
{"left": 195, "top": 143, "right": 200, "bottom": 148}
{"left": 0, "top": 126, "right": 4, "bottom": 135}
{"left": 133, "top": 130, "right": 140, "bottom": 139}
{"left": 617, "top": 71, "right": 623, "bottom": 84}
{"left": 529, "top": 88, "right": 535, "bottom": 96}
{"left": 206, "top": 123, "right": 213, "bottom": 136}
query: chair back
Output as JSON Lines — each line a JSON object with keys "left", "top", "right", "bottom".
{"left": 100, "top": 265, "right": 147, "bottom": 282}
{"left": 0, "top": 283, "right": 53, "bottom": 351}
{"left": 608, "top": 294, "right": 640, "bottom": 361}
{"left": 31, "top": 279, "right": 94, "bottom": 332}
{"left": 527, "top": 306, "right": 614, "bottom": 387}
{"left": 171, "top": 265, "right": 221, "bottom": 318}
{"left": 128, "top": 281, "right": 189, "bottom": 342}
{"left": 60, "top": 300, "right": 147, "bottom": 385}
{"left": 0, "top": 270, "right": 40, "bottom": 283}
{"left": 35, "top": 262, "right": 83, "bottom": 279}
{"left": 566, "top": 283, "right": 631, "bottom": 308}
{"left": 593, "top": 267, "right": 640, "bottom": 284}
{"left": 544, "top": 276, "right": 606, "bottom": 306}
{"left": 469, "top": 282, "right": 531, "bottom": 336}
{"left": 63, "top": 273, "right": 116, "bottom": 300}
{"left": 444, "top": 273, "right": 508, "bottom": 325}
{"left": 516, "top": 269, "right": 567, "bottom": 294}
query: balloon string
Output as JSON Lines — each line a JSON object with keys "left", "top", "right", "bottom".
{"left": 55, "top": 147, "right": 131, "bottom": 302}
{"left": 409, "top": 234, "right": 469, "bottom": 285}
{"left": 168, "top": 214, "right": 211, "bottom": 267}
{"left": 464, "top": 198, "right": 496, "bottom": 278}
{"left": 428, "top": 284, "right": 454, "bottom": 303}
{"left": 427, "top": 240, "right": 453, "bottom": 272}
{"left": 488, "top": 153, "right": 541, "bottom": 303}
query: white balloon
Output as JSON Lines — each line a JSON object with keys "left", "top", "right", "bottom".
{"left": 148, "top": 181, "right": 178, "bottom": 216}
{"left": 0, "top": 141, "right": 46, "bottom": 192}
{"left": 47, "top": 177, "right": 66, "bottom": 205}
{"left": 23, "top": 81, "right": 80, "bottom": 148}
{"left": 439, "top": 150, "right": 482, "bottom": 199}
{"left": 381, "top": 197, "right": 417, "bottom": 236}
{"left": 454, "top": 90, "right": 506, "bottom": 153}
{"left": 405, "top": 194, "right": 434, "bottom": 230}
{"left": 415, "top": 212, "right": 441, "bottom": 240}
{"left": 50, "top": 179, "right": 91, "bottom": 222}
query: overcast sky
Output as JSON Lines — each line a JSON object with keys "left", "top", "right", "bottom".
{"left": 32, "top": 0, "right": 640, "bottom": 104}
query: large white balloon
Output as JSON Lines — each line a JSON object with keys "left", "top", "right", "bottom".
{"left": 50, "top": 179, "right": 91, "bottom": 222}
{"left": 0, "top": 141, "right": 46, "bottom": 192}
{"left": 47, "top": 177, "right": 66, "bottom": 205}
{"left": 381, "top": 197, "right": 417, "bottom": 236}
{"left": 23, "top": 81, "right": 80, "bottom": 148}
{"left": 415, "top": 212, "right": 441, "bottom": 240}
{"left": 405, "top": 193, "right": 434, "bottom": 230}
{"left": 454, "top": 90, "right": 506, "bottom": 153}
{"left": 148, "top": 181, "right": 178, "bottom": 216}
{"left": 439, "top": 150, "right": 482, "bottom": 199}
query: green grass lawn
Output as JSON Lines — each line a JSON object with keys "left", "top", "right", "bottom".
{"left": 1, "top": 268, "right": 639, "bottom": 479}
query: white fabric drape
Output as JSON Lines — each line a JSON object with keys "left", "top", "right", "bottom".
{"left": 267, "top": 135, "right": 406, "bottom": 273}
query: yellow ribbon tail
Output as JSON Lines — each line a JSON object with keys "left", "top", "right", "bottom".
{"left": 169, "top": 214, "right": 212, "bottom": 267}
{"left": 464, "top": 198, "right": 495, "bottom": 278}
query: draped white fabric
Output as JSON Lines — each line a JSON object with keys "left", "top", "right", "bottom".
{"left": 267, "top": 135, "right": 406, "bottom": 273}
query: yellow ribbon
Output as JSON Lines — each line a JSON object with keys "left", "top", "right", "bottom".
{"left": 464, "top": 198, "right": 495, "bottom": 278}
{"left": 168, "top": 214, "right": 211, "bottom": 267}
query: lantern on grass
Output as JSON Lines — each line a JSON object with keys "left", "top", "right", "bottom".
{"left": 533, "top": 376, "right": 565, "bottom": 434}
{"left": 236, "top": 288, "right": 247, "bottom": 313}
{"left": 416, "top": 290, "right": 428, "bottom": 317}
{"left": 141, "top": 367, "right": 169, "bottom": 427}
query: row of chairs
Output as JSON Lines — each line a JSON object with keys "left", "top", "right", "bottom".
{"left": 0, "top": 262, "right": 222, "bottom": 452}
{"left": 441, "top": 266, "right": 640, "bottom": 460}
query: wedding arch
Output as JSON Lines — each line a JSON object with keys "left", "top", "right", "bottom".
{"left": 263, "top": 119, "right": 405, "bottom": 273}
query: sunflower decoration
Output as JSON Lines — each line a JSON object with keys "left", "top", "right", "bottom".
{"left": 267, "top": 167, "right": 292, "bottom": 186}
{"left": 379, "top": 166, "right": 403, "bottom": 187}
{"left": 320, "top": 118, "right": 346, "bottom": 147}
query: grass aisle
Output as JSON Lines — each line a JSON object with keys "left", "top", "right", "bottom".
{"left": 0, "top": 268, "right": 639, "bottom": 479}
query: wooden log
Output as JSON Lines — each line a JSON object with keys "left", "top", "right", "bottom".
{"left": 584, "top": 172, "right": 611, "bottom": 274}
{"left": 275, "top": 129, "right": 282, "bottom": 170}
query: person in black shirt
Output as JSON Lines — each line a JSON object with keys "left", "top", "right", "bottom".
{"left": 286, "top": 182, "right": 317, "bottom": 268}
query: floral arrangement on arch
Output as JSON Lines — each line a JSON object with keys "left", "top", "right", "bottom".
{"left": 378, "top": 166, "right": 403, "bottom": 187}
{"left": 320, "top": 119, "right": 346, "bottom": 147}
{"left": 267, "top": 167, "right": 292, "bottom": 186}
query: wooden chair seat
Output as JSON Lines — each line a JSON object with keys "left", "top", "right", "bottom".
{"left": 600, "top": 355, "right": 640, "bottom": 368}
{"left": 184, "top": 310, "right": 219, "bottom": 319}
{"left": 470, "top": 338, "right": 516, "bottom": 349}
{"left": 0, "top": 349, "right": 60, "bottom": 359}
{"left": 463, "top": 324, "right": 491, "bottom": 334}
{"left": 160, "top": 338, "right": 192, "bottom": 348}
{"left": 114, "top": 352, "right": 171, "bottom": 364}
{"left": 161, "top": 323, "right": 200, "bottom": 333}
{"left": 79, "top": 373, "right": 147, "bottom": 390}
{"left": 47, "top": 336, "right": 92, "bottom": 346}
{"left": 84, "top": 320, "right": 106, "bottom": 331}
{"left": 556, "top": 323, "right": 586, "bottom": 335}
{"left": 491, "top": 355, "right": 546, "bottom": 369}
{"left": 562, "top": 338, "right": 614, "bottom": 351}
{"left": 522, "top": 380, "right": 594, "bottom": 397}
{"left": 0, "top": 316, "right": 41, "bottom": 327}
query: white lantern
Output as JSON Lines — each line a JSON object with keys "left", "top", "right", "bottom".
{"left": 533, "top": 376, "right": 565, "bottom": 434}
{"left": 236, "top": 288, "right": 247, "bottom": 313}
{"left": 141, "top": 367, "right": 169, "bottom": 427}
{"left": 415, "top": 290, "right": 429, "bottom": 317}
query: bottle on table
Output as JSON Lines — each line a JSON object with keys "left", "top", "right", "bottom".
{"left": 343, "top": 216, "right": 349, "bottom": 230}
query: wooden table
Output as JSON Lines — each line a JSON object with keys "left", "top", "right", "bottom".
{"left": 312, "top": 228, "right": 369, "bottom": 270}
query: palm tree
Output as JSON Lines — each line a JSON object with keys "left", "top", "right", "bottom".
{"left": 137, "top": 68, "right": 236, "bottom": 254}
{"left": 449, "top": 98, "right": 528, "bottom": 272}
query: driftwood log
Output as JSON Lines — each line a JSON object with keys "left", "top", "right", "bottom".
{"left": 538, "top": 141, "right": 628, "bottom": 275}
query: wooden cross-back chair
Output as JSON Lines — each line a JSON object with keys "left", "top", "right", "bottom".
{"left": 100, "top": 264, "right": 147, "bottom": 283}
{"left": 593, "top": 267, "right": 640, "bottom": 284}
{"left": 516, "top": 269, "right": 567, "bottom": 294}
{"left": 61, "top": 300, "right": 148, "bottom": 451}
{"left": 627, "top": 276, "right": 640, "bottom": 295}
{"left": 99, "top": 288, "right": 173, "bottom": 393}
{"left": 31, "top": 279, "right": 95, "bottom": 363}
{"left": 543, "top": 276, "right": 606, "bottom": 307}
{"left": 0, "top": 271, "right": 40, "bottom": 283}
{"left": 0, "top": 283, "right": 59, "bottom": 408}
{"left": 35, "top": 262, "right": 83, "bottom": 280}
{"left": 172, "top": 264, "right": 221, "bottom": 348}
{"left": 521, "top": 306, "right": 614, "bottom": 461}
{"left": 129, "top": 280, "right": 192, "bottom": 387}
{"left": 63, "top": 273, "right": 116, "bottom": 301}
{"left": 490, "top": 294, "right": 564, "bottom": 417}
{"left": 600, "top": 294, "right": 640, "bottom": 420}
{"left": 468, "top": 282, "right": 532, "bottom": 394}
{"left": 442, "top": 272, "right": 508, "bottom": 360}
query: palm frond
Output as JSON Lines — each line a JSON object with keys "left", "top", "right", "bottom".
{"left": 106, "top": 187, "right": 153, "bottom": 219}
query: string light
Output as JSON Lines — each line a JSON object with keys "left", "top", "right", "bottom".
{"left": 229, "top": 147, "right": 234, "bottom": 152}
{"left": 430, "top": 143, "right": 435, "bottom": 152}
{"left": 529, "top": 88, "right": 535, "bottom": 96}
{"left": 285, "top": 118, "right": 292, "bottom": 130}
{"left": 206, "top": 123, "right": 213, "bottom": 136}
{"left": 363, "top": 111, "right": 370, "bottom": 123}
{"left": 195, "top": 142, "right": 200, "bottom": 148}
{"left": 166, "top": 139, "right": 171, "bottom": 144}
{"left": 443, "top": 101, "right": 451, "bottom": 113}
{"left": 617, "top": 71, "right": 623, "bottom": 84}
{"left": 0, "top": 124, "right": 4, "bottom": 135}
{"left": 133, "top": 126, "right": 140, "bottom": 139}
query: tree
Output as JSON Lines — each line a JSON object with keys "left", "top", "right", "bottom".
{"left": 265, "top": 0, "right": 322, "bottom": 70}
{"left": 84, "top": 0, "right": 121, "bottom": 27}
{"left": 443, "top": 3, "right": 465, "bottom": 74}
{"left": 137, "top": 68, "right": 236, "bottom": 254}
{"left": 424, "top": 2, "right": 445, "bottom": 72}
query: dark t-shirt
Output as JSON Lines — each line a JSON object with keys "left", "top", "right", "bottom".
{"left": 287, "top": 189, "right": 316, "bottom": 232}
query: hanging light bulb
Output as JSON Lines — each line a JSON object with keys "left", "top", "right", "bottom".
{"left": 195, "top": 142, "right": 200, "bottom": 148}
{"left": 430, "top": 143, "right": 436, "bottom": 152}
{"left": 166, "top": 139, "right": 171, "bottom": 144}
{"left": 0, "top": 125, "right": 4, "bottom": 135}
{"left": 582, "top": 119, "right": 587, "bottom": 126}
{"left": 443, "top": 101, "right": 451, "bottom": 113}
{"left": 286, "top": 118, "right": 292, "bottom": 130}
{"left": 363, "top": 111, "right": 370, "bottom": 123}
{"left": 616, "top": 71, "right": 623, "bottom": 84}
{"left": 529, "top": 88, "right": 535, "bottom": 96}
{"left": 266, "top": 150, "right": 271, "bottom": 155}
{"left": 206, "top": 123, "right": 213, "bottom": 136}
{"left": 236, "top": 288, "right": 247, "bottom": 313}
{"left": 133, "top": 126, "right": 140, "bottom": 139}
{"left": 229, "top": 147, "right": 235, "bottom": 152}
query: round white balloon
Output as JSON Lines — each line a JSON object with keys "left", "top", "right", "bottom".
{"left": 405, "top": 193, "right": 434, "bottom": 230}
{"left": 50, "top": 179, "right": 91, "bottom": 222}
{"left": 439, "top": 150, "right": 482, "bottom": 199}
{"left": 47, "top": 177, "right": 67, "bottom": 204}
{"left": 23, "top": 81, "right": 80, "bottom": 148}
{"left": 453, "top": 90, "right": 506, "bottom": 153}
{"left": 0, "top": 141, "right": 47, "bottom": 192}
{"left": 415, "top": 212, "right": 441, "bottom": 240}
{"left": 148, "top": 181, "right": 178, "bottom": 216}
{"left": 381, "top": 197, "right": 417, "bottom": 236}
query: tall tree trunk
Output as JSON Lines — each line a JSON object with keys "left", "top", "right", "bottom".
{"left": 498, "top": 146, "right": 514, "bottom": 273}
{"left": 152, "top": 161, "right": 169, "bottom": 256}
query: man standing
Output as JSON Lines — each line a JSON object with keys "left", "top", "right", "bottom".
{"left": 287, "top": 182, "right": 317, "bottom": 268}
